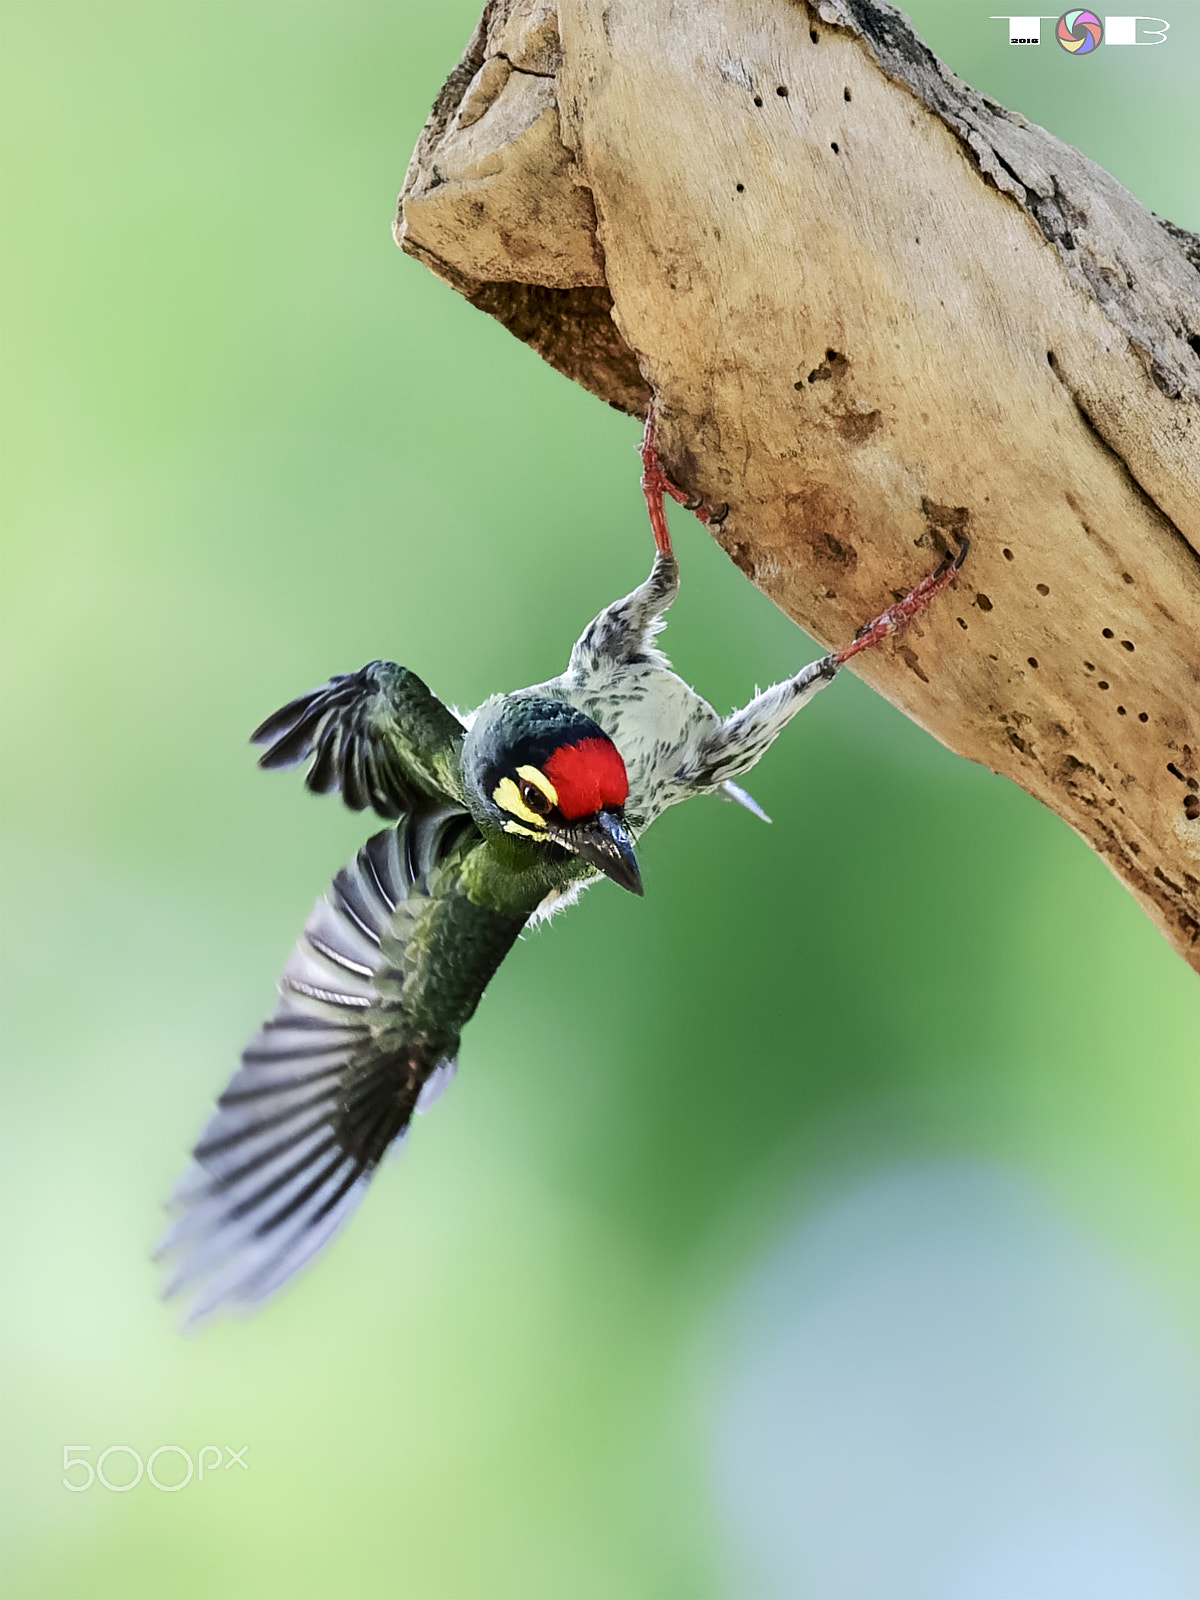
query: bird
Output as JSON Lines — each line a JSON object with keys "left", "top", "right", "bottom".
{"left": 158, "top": 409, "right": 967, "bottom": 1324}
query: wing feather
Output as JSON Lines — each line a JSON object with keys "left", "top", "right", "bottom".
{"left": 159, "top": 808, "right": 522, "bottom": 1325}
{"left": 252, "top": 662, "right": 467, "bottom": 819}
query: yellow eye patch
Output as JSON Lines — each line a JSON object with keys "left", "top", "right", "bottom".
{"left": 492, "top": 765, "right": 559, "bottom": 832}
{"left": 516, "top": 765, "right": 559, "bottom": 807}
{"left": 502, "top": 819, "right": 545, "bottom": 839}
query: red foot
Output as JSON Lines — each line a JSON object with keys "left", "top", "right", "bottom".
{"left": 640, "top": 400, "right": 723, "bottom": 557}
{"left": 834, "top": 540, "right": 970, "bottom": 666}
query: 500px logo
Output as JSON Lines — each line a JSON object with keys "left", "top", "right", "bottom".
{"left": 990, "top": 14, "right": 1171, "bottom": 48}
{"left": 62, "top": 1444, "right": 248, "bottom": 1492}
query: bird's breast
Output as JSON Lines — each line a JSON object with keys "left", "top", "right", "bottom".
{"left": 565, "top": 664, "right": 720, "bottom": 829}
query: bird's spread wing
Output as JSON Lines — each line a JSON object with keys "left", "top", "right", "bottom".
{"left": 252, "top": 661, "right": 467, "bottom": 819}
{"left": 158, "top": 808, "right": 525, "bottom": 1325}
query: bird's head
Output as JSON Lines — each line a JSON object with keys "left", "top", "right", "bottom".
{"left": 462, "top": 697, "right": 642, "bottom": 896}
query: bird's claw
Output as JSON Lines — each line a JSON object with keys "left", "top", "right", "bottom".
{"left": 935, "top": 535, "right": 971, "bottom": 579}
{"left": 640, "top": 398, "right": 724, "bottom": 556}
{"left": 833, "top": 536, "right": 969, "bottom": 667}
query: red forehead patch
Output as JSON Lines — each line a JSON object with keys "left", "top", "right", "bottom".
{"left": 543, "top": 737, "right": 629, "bottom": 820}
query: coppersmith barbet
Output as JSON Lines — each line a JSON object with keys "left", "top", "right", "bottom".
{"left": 159, "top": 419, "right": 966, "bottom": 1323}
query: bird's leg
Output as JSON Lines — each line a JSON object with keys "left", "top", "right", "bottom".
{"left": 680, "top": 539, "right": 969, "bottom": 789}
{"left": 832, "top": 539, "right": 970, "bottom": 666}
{"left": 639, "top": 399, "right": 728, "bottom": 558}
{"left": 682, "top": 656, "right": 843, "bottom": 789}
{"left": 569, "top": 549, "right": 681, "bottom": 670}
{"left": 573, "top": 401, "right": 727, "bottom": 671}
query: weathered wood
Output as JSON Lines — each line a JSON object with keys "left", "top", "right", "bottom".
{"left": 396, "top": 0, "right": 1200, "bottom": 971}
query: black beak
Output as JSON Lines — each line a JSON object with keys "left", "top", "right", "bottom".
{"left": 555, "top": 809, "right": 643, "bottom": 896}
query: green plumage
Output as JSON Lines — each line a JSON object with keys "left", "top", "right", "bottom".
{"left": 251, "top": 662, "right": 467, "bottom": 816}
{"left": 160, "top": 682, "right": 607, "bottom": 1323}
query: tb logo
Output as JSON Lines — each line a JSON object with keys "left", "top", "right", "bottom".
{"left": 990, "top": 14, "right": 1171, "bottom": 49}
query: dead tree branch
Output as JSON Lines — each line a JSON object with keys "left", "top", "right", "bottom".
{"left": 396, "top": 0, "right": 1200, "bottom": 971}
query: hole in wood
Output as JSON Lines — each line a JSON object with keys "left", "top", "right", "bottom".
{"left": 736, "top": 183, "right": 744, "bottom": 192}
{"left": 777, "top": 85, "right": 789, "bottom": 97}
{"left": 1117, "top": 705, "right": 1127, "bottom": 715}
{"left": 1102, "top": 627, "right": 1115, "bottom": 638}
{"left": 1028, "top": 657, "right": 1038, "bottom": 669}
{"left": 1036, "top": 583, "right": 1049, "bottom": 596}
{"left": 975, "top": 593, "right": 993, "bottom": 612}
{"left": 809, "top": 29, "right": 819, "bottom": 43}
{"left": 753, "top": 95, "right": 763, "bottom": 107}
{"left": 1122, "top": 639, "right": 1134, "bottom": 651}
{"left": 1098, "top": 680, "right": 1110, "bottom": 690}
{"left": 1003, "top": 548, "right": 1014, "bottom": 561}
{"left": 830, "top": 142, "right": 840, "bottom": 153}
{"left": 844, "top": 87, "right": 852, "bottom": 101}
{"left": 1139, "top": 712, "right": 1149, "bottom": 722}
{"left": 1186, "top": 796, "right": 1200, "bottom": 820}
{"left": 1168, "top": 763, "right": 1186, "bottom": 781}
{"left": 807, "top": 351, "right": 847, "bottom": 384}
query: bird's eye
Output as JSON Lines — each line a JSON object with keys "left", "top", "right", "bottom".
{"left": 518, "top": 778, "right": 551, "bottom": 816}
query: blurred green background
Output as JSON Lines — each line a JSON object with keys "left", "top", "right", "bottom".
{"left": 2, "top": 4, "right": 1198, "bottom": 1597}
